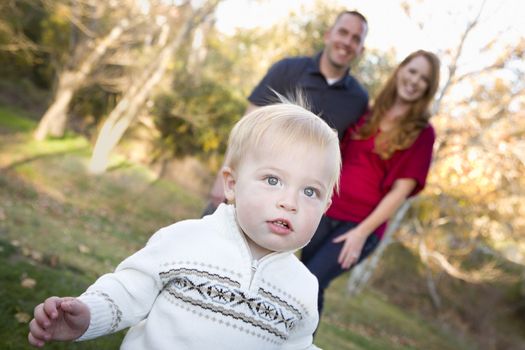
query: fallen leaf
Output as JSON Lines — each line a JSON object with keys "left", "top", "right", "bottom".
{"left": 30, "top": 250, "right": 43, "bottom": 262}
{"left": 47, "top": 254, "right": 60, "bottom": 267}
{"left": 0, "top": 207, "right": 6, "bottom": 220}
{"left": 21, "top": 277, "right": 37, "bottom": 289}
{"left": 15, "top": 312, "right": 31, "bottom": 323}
{"left": 78, "top": 244, "right": 91, "bottom": 254}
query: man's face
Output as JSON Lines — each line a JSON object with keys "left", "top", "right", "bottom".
{"left": 324, "top": 13, "right": 367, "bottom": 70}
{"left": 222, "top": 134, "right": 335, "bottom": 259}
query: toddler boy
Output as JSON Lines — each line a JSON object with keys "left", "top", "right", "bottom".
{"left": 28, "top": 100, "right": 341, "bottom": 349}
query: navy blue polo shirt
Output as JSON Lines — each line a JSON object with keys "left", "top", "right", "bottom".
{"left": 248, "top": 52, "right": 369, "bottom": 140}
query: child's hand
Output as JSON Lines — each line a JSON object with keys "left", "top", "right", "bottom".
{"left": 28, "top": 296, "right": 90, "bottom": 347}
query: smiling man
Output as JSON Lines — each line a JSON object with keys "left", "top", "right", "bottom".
{"left": 204, "top": 10, "right": 370, "bottom": 215}
{"left": 247, "top": 10, "right": 369, "bottom": 140}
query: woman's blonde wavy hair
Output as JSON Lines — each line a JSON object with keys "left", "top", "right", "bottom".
{"left": 356, "top": 50, "right": 440, "bottom": 159}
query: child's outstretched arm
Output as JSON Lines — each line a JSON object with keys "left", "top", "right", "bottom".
{"left": 28, "top": 296, "right": 90, "bottom": 347}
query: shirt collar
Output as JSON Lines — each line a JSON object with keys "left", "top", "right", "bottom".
{"left": 311, "top": 51, "right": 351, "bottom": 87}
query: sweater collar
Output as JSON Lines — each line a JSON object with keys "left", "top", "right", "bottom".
{"left": 217, "top": 203, "right": 296, "bottom": 261}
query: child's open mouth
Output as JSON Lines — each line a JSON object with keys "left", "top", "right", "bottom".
{"left": 267, "top": 219, "right": 293, "bottom": 235}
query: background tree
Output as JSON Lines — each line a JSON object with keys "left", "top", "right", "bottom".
{"left": 0, "top": 1, "right": 52, "bottom": 111}
{"left": 0, "top": 1, "right": 39, "bottom": 71}
{"left": 87, "top": 0, "right": 222, "bottom": 174}
{"left": 33, "top": 0, "right": 144, "bottom": 140}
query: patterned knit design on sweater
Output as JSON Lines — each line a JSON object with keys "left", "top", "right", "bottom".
{"left": 160, "top": 267, "right": 304, "bottom": 343}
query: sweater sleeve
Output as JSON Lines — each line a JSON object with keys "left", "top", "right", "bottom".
{"left": 76, "top": 228, "right": 169, "bottom": 341}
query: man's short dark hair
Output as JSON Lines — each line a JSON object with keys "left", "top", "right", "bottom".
{"left": 335, "top": 10, "right": 368, "bottom": 26}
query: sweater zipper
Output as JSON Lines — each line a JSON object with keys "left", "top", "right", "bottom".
{"left": 249, "top": 259, "right": 259, "bottom": 289}
{"left": 248, "top": 253, "right": 279, "bottom": 289}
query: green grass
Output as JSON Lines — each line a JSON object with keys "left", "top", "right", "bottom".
{"left": 0, "top": 105, "right": 36, "bottom": 132}
{"left": 315, "top": 276, "right": 476, "bottom": 350}
{"left": 1, "top": 145, "right": 202, "bottom": 276}
{"left": 0, "top": 105, "right": 521, "bottom": 349}
{"left": 0, "top": 239, "right": 126, "bottom": 349}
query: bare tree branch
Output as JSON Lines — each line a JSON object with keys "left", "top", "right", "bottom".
{"left": 433, "top": 0, "right": 488, "bottom": 114}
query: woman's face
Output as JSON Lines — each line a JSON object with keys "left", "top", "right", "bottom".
{"left": 396, "top": 55, "right": 432, "bottom": 103}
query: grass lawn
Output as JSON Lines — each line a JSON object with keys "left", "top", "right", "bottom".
{"left": 0, "top": 104, "right": 482, "bottom": 349}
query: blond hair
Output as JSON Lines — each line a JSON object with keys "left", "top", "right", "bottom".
{"left": 224, "top": 98, "right": 341, "bottom": 195}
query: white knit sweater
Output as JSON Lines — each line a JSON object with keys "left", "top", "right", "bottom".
{"left": 77, "top": 204, "right": 321, "bottom": 349}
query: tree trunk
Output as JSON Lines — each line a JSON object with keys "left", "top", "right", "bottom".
{"left": 34, "top": 20, "right": 129, "bottom": 140}
{"left": 33, "top": 73, "right": 76, "bottom": 140}
{"left": 88, "top": 1, "right": 220, "bottom": 174}
{"left": 347, "top": 200, "right": 412, "bottom": 295}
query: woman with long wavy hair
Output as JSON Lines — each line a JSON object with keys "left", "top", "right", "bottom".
{"left": 301, "top": 49, "right": 441, "bottom": 323}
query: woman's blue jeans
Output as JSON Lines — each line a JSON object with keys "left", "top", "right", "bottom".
{"left": 300, "top": 216, "right": 381, "bottom": 318}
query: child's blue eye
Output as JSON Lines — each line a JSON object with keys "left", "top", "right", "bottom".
{"left": 267, "top": 176, "right": 279, "bottom": 186}
{"left": 304, "top": 187, "right": 316, "bottom": 197}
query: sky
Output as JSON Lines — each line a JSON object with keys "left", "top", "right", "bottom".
{"left": 215, "top": 0, "right": 524, "bottom": 65}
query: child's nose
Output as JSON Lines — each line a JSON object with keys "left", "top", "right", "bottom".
{"left": 277, "top": 190, "right": 298, "bottom": 212}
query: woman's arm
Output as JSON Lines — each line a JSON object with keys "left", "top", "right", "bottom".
{"left": 333, "top": 178, "right": 416, "bottom": 268}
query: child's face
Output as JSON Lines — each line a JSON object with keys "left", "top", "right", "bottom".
{"left": 222, "top": 134, "right": 334, "bottom": 259}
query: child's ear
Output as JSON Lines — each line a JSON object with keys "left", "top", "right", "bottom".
{"left": 324, "top": 198, "right": 332, "bottom": 213}
{"left": 221, "top": 166, "right": 236, "bottom": 203}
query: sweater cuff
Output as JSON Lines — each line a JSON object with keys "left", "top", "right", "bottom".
{"left": 76, "top": 291, "right": 123, "bottom": 341}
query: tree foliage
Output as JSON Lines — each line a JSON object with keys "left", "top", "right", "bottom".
{"left": 0, "top": 0, "right": 52, "bottom": 97}
{"left": 389, "top": 1, "right": 525, "bottom": 308}
{"left": 152, "top": 79, "right": 245, "bottom": 162}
